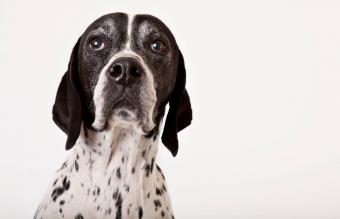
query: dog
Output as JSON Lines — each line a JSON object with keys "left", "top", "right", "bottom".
{"left": 34, "top": 12, "right": 192, "bottom": 219}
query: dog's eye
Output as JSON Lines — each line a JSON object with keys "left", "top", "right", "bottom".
{"left": 151, "top": 40, "right": 166, "bottom": 53}
{"left": 89, "top": 38, "right": 104, "bottom": 50}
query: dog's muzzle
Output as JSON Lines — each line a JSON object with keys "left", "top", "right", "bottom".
{"left": 92, "top": 55, "right": 154, "bottom": 132}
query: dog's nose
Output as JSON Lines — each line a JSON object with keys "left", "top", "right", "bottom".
{"left": 108, "top": 57, "right": 143, "bottom": 86}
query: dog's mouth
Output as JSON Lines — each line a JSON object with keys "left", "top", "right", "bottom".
{"left": 91, "top": 96, "right": 155, "bottom": 134}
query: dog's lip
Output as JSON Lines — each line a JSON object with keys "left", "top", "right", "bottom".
{"left": 91, "top": 98, "right": 124, "bottom": 131}
{"left": 144, "top": 127, "right": 156, "bottom": 138}
{"left": 91, "top": 123, "right": 107, "bottom": 132}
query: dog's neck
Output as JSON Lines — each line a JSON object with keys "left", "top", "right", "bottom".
{"left": 74, "top": 122, "right": 159, "bottom": 186}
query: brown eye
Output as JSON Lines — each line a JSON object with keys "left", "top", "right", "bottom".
{"left": 89, "top": 38, "right": 104, "bottom": 50}
{"left": 151, "top": 40, "right": 166, "bottom": 53}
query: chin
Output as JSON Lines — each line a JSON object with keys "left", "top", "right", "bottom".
{"left": 103, "top": 109, "right": 154, "bottom": 134}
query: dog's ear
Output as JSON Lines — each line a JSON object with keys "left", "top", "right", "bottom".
{"left": 161, "top": 50, "right": 192, "bottom": 156}
{"left": 52, "top": 38, "right": 83, "bottom": 150}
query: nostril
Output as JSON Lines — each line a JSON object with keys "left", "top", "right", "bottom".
{"left": 130, "top": 66, "right": 142, "bottom": 77}
{"left": 109, "top": 64, "right": 123, "bottom": 78}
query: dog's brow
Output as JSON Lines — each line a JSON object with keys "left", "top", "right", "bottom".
{"left": 91, "top": 22, "right": 115, "bottom": 34}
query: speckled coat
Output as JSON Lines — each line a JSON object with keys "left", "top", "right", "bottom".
{"left": 34, "top": 12, "right": 193, "bottom": 219}
{"left": 34, "top": 124, "right": 174, "bottom": 219}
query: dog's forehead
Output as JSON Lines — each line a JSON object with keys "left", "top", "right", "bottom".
{"left": 85, "top": 13, "right": 128, "bottom": 34}
{"left": 132, "top": 14, "right": 177, "bottom": 44}
{"left": 85, "top": 13, "right": 176, "bottom": 44}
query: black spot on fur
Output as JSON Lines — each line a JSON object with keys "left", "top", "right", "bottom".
{"left": 156, "top": 187, "right": 162, "bottom": 196}
{"left": 74, "top": 214, "right": 84, "bottom": 219}
{"left": 75, "top": 160, "right": 79, "bottom": 171}
{"left": 132, "top": 167, "right": 135, "bottom": 174}
{"left": 61, "top": 162, "right": 67, "bottom": 169}
{"left": 138, "top": 206, "right": 143, "bottom": 219}
{"left": 112, "top": 188, "right": 119, "bottom": 199}
{"left": 53, "top": 178, "right": 58, "bottom": 186}
{"left": 115, "top": 191, "right": 123, "bottom": 219}
{"left": 62, "top": 176, "right": 70, "bottom": 190}
{"left": 116, "top": 167, "right": 121, "bottom": 178}
{"left": 145, "top": 164, "right": 151, "bottom": 177}
{"left": 154, "top": 199, "right": 162, "bottom": 210}
{"left": 51, "top": 176, "right": 70, "bottom": 202}
{"left": 59, "top": 200, "right": 65, "bottom": 205}
{"left": 105, "top": 208, "right": 112, "bottom": 215}
{"left": 161, "top": 210, "right": 165, "bottom": 217}
{"left": 156, "top": 165, "right": 165, "bottom": 180}
{"left": 150, "top": 158, "right": 155, "bottom": 173}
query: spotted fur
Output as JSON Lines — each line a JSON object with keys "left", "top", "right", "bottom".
{"left": 34, "top": 123, "right": 174, "bottom": 219}
{"left": 35, "top": 12, "right": 192, "bottom": 219}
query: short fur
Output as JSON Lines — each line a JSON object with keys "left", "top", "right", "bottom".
{"left": 35, "top": 12, "right": 192, "bottom": 219}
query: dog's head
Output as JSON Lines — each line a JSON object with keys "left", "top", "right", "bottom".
{"left": 53, "top": 13, "right": 192, "bottom": 156}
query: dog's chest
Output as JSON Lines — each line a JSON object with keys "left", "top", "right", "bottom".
{"left": 35, "top": 129, "right": 174, "bottom": 219}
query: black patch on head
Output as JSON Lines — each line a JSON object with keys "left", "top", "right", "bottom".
{"left": 132, "top": 15, "right": 192, "bottom": 156}
{"left": 52, "top": 38, "right": 85, "bottom": 150}
{"left": 53, "top": 13, "right": 129, "bottom": 150}
{"left": 53, "top": 13, "right": 192, "bottom": 155}
{"left": 161, "top": 51, "right": 192, "bottom": 156}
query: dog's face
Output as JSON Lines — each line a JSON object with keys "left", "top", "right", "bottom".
{"left": 53, "top": 13, "right": 192, "bottom": 156}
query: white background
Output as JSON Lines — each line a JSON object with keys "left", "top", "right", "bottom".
{"left": 1, "top": 0, "right": 340, "bottom": 218}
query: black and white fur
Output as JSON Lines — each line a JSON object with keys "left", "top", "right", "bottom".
{"left": 34, "top": 13, "right": 192, "bottom": 219}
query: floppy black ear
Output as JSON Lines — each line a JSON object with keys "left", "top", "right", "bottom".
{"left": 52, "top": 38, "right": 83, "bottom": 150}
{"left": 161, "top": 50, "right": 192, "bottom": 156}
